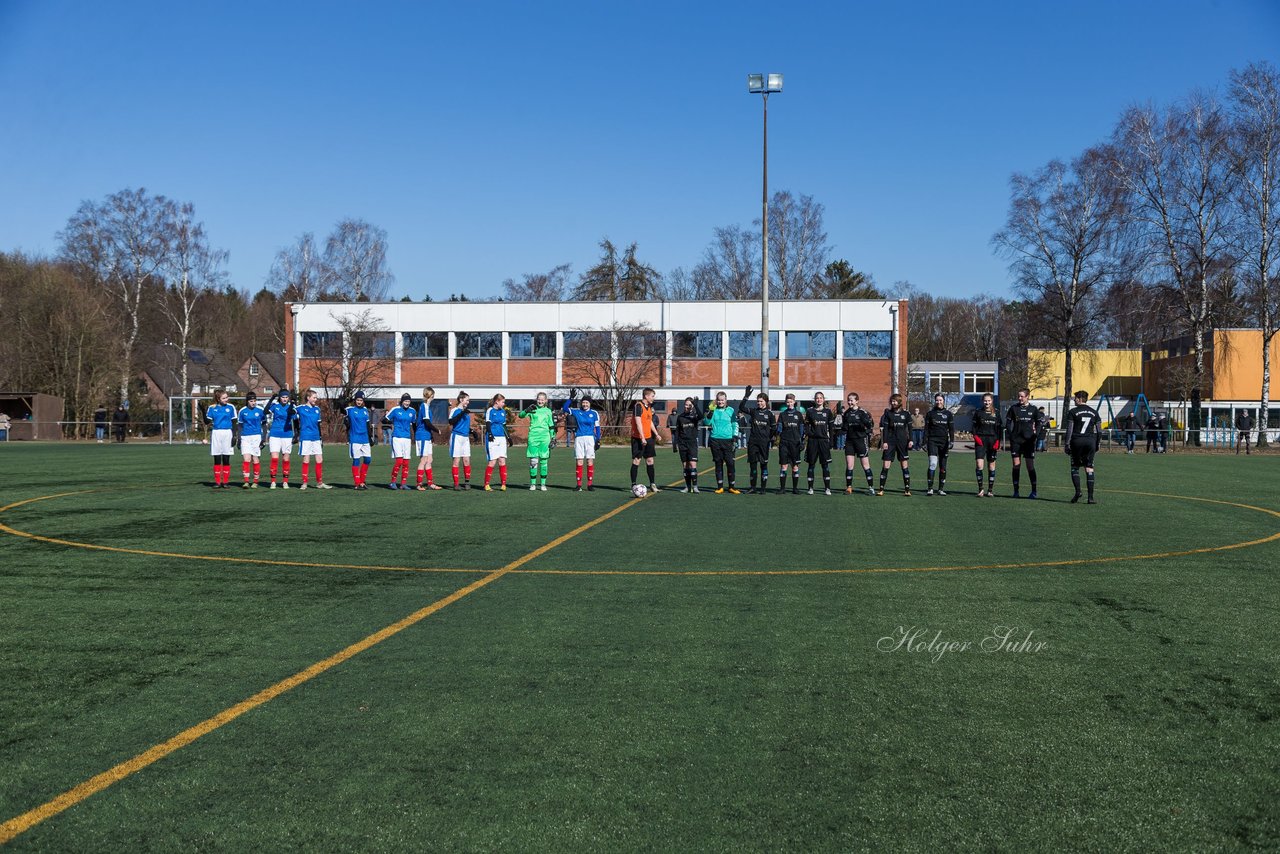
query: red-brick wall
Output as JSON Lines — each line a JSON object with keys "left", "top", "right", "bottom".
{"left": 671, "top": 359, "right": 721, "bottom": 386}
{"left": 401, "top": 360, "right": 449, "bottom": 386}
{"left": 507, "top": 359, "right": 557, "bottom": 386}
{"left": 454, "top": 360, "right": 501, "bottom": 385}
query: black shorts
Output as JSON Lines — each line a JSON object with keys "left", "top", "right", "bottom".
{"left": 631, "top": 436, "right": 656, "bottom": 459}
{"left": 709, "top": 437, "right": 736, "bottom": 464}
{"left": 805, "top": 438, "right": 832, "bottom": 465}
{"left": 844, "top": 436, "right": 870, "bottom": 458}
{"left": 926, "top": 438, "right": 951, "bottom": 458}
{"left": 677, "top": 438, "right": 699, "bottom": 463}
{"left": 778, "top": 439, "right": 802, "bottom": 465}
{"left": 881, "top": 442, "right": 909, "bottom": 462}
{"left": 974, "top": 435, "right": 999, "bottom": 463}
{"left": 1069, "top": 440, "right": 1097, "bottom": 468}
{"left": 1009, "top": 436, "right": 1037, "bottom": 458}
{"left": 747, "top": 439, "right": 771, "bottom": 464}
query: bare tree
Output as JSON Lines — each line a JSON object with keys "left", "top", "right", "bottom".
{"left": 161, "top": 203, "right": 228, "bottom": 415}
{"left": 691, "top": 225, "right": 760, "bottom": 299}
{"left": 1111, "top": 94, "right": 1239, "bottom": 443}
{"left": 993, "top": 147, "right": 1126, "bottom": 412}
{"left": 1229, "top": 61, "right": 1280, "bottom": 446}
{"left": 573, "top": 238, "right": 662, "bottom": 301}
{"left": 304, "top": 309, "right": 396, "bottom": 438}
{"left": 762, "top": 190, "right": 831, "bottom": 299}
{"left": 658, "top": 266, "right": 698, "bottom": 301}
{"left": 502, "top": 262, "right": 572, "bottom": 301}
{"left": 561, "top": 322, "right": 665, "bottom": 431}
{"left": 58, "top": 187, "right": 180, "bottom": 404}
{"left": 266, "top": 232, "right": 325, "bottom": 300}
{"left": 322, "top": 218, "right": 394, "bottom": 301}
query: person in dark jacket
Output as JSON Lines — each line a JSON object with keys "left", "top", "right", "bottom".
{"left": 1235, "top": 409, "right": 1255, "bottom": 455}
{"left": 112, "top": 404, "right": 128, "bottom": 443}
{"left": 94, "top": 405, "right": 108, "bottom": 442}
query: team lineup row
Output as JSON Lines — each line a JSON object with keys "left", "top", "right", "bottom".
{"left": 200, "top": 385, "right": 1105, "bottom": 503}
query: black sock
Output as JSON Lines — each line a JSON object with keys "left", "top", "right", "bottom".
{"left": 903, "top": 468, "right": 910, "bottom": 489}
{"left": 1027, "top": 462, "right": 1037, "bottom": 490}
{"left": 939, "top": 467, "right": 946, "bottom": 490}
{"left": 880, "top": 469, "right": 887, "bottom": 488}
{"left": 864, "top": 467, "right": 874, "bottom": 486}
{"left": 727, "top": 461, "right": 736, "bottom": 487}
{"left": 692, "top": 469, "right": 698, "bottom": 487}
{"left": 792, "top": 472, "right": 799, "bottom": 490}
{"left": 1071, "top": 468, "right": 1081, "bottom": 494}
{"left": 761, "top": 464, "right": 768, "bottom": 485}
{"left": 780, "top": 471, "right": 787, "bottom": 489}
{"left": 1012, "top": 467, "right": 1021, "bottom": 490}
{"left": 685, "top": 470, "right": 693, "bottom": 489}
{"left": 977, "top": 467, "right": 984, "bottom": 489}
{"left": 749, "top": 462, "right": 758, "bottom": 488}
{"left": 988, "top": 470, "right": 997, "bottom": 489}
{"left": 646, "top": 463, "right": 655, "bottom": 485}
{"left": 1087, "top": 472, "right": 1095, "bottom": 498}
{"left": 630, "top": 463, "right": 638, "bottom": 485}
{"left": 715, "top": 461, "right": 724, "bottom": 487}
{"left": 807, "top": 466, "right": 815, "bottom": 488}
{"left": 822, "top": 464, "right": 830, "bottom": 490}
{"left": 928, "top": 467, "right": 935, "bottom": 488}
{"left": 846, "top": 468, "right": 854, "bottom": 488}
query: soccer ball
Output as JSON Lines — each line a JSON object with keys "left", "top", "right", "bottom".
{"left": 631, "top": 483, "right": 648, "bottom": 498}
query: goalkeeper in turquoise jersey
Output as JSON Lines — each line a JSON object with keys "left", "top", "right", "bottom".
{"left": 519, "top": 392, "right": 556, "bottom": 491}
{"left": 704, "top": 389, "right": 743, "bottom": 494}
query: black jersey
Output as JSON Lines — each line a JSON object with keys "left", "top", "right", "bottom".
{"left": 673, "top": 406, "right": 702, "bottom": 443}
{"left": 842, "top": 407, "right": 874, "bottom": 441}
{"left": 880, "top": 408, "right": 911, "bottom": 446}
{"left": 805, "top": 406, "right": 834, "bottom": 441}
{"left": 1005, "top": 403, "right": 1038, "bottom": 441}
{"left": 924, "top": 407, "right": 954, "bottom": 442}
{"left": 1064, "top": 404, "right": 1101, "bottom": 445}
{"left": 972, "top": 408, "right": 1001, "bottom": 440}
{"left": 777, "top": 408, "right": 805, "bottom": 444}
{"left": 744, "top": 405, "right": 776, "bottom": 443}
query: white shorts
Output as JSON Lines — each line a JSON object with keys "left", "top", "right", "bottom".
{"left": 241, "top": 435, "right": 263, "bottom": 457}
{"left": 350, "top": 442, "right": 371, "bottom": 460}
{"left": 449, "top": 435, "right": 471, "bottom": 459}
{"left": 392, "top": 436, "right": 412, "bottom": 458}
{"left": 268, "top": 436, "right": 292, "bottom": 454}
{"left": 416, "top": 439, "right": 433, "bottom": 460}
{"left": 300, "top": 440, "right": 323, "bottom": 457}
{"left": 574, "top": 434, "right": 596, "bottom": 460}
{"left": 487, "top": 436, "right": 508, "bottom": 460}
{"left": 210, "top": 429, "right": 233, "bottom": 456}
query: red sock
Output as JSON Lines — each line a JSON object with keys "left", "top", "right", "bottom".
{"left": 463, "top": 464, "right": 471, "bottom": 483}
{"left": 499, "top": 464, "right": 507, "bottom": 485}
{"left": 315, "top": 462, "right": 323, "bottom": 483}
{"left": 452, "top": 466, "right": 459, "bottom": 486}
{"left": 212, "top": 464, "right": 219, "bottom": 483}
{"left": 352, "top": 464, "right": 361, "bottom": 484}
{"left": 270, "top": 459, "right": 278, "bottom": 481}
{"left": 282, "top": 460, "right": 290, "bottom": 481}
{"left": 426, "top": 468, "right": 434, "bottom": 486}
{"left": 400, "top": 460, "right": 409, "bottom": 484}
{"left": 253, "top": 462, "right": 260, "bottom": 481}
{"left": 302, "top": 462, "right": 310, "bottom": 484}
{"left": 484, "top": 464, "right": 493, "bottom": 486}
{"left": 416, "top": 468, "right": 424, "bottom": 486}
{"left": 390, "top": 459, "right": 400, "bottom": 482}
{"left": 360, "top": 462, "right": 369, "bottom": 485}
{"left": 222, "top": 465, "right": 231, "bottom": 484}
{"left": 243, "top": 461, "right": 251, "bottom": 482}
{"left": 576, "top": 463, "right": 582, "bottom": 486}
{"left": 588, "top": 463, "right": 594, "bottom": 485}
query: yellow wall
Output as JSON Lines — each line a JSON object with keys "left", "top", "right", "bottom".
{"left": 1211, "top": 330, "right": 1280, "bottom": 400}
{"left": 1028, "top": 349, "right": 1143, "bottom": 398}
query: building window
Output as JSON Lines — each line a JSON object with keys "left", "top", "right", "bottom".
{"left": 301, "top": 332, "right": 342, "bottom": 358}
{"left": 964, "top": 373, "right": 996, "bottom": 394}
{"left": 786, "top": 331, "right": 836, "bottom": 359}
{"left": 728, "top": 331, "right": 779, "bottom": 359}
{"left": 673, "top": 331, "right": 722, "bottom": 359}
{"left": 456, "top": 332, "right": 502, "bottom": 358}
{"left": 563, "top": 331, "right": 611, "bottom": 359}
{"left": 261, "top": 386, "right": 273, "bottom": 395}
{"left": 403, "top": 331, "right": 448, "bottom": 358}
{"left": 510, "top": 332, "right": 556, "bottom": 358}
{"left": 351, "top": 332, "right": 395, "bottom": 359}
{"left": 248, "top": 362, "right": 259, "bottom": 377}
{"left": 617, "top": 330, "right": 665, "bottom": 359}
{"left": 843, "top": 330, "right": 892, "bottom": 359}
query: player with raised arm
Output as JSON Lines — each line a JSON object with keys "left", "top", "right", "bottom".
{"left": 671, "top": 396, "right": 703, "bottom": 493}
{"left": 879, "top": 393, "right": 912, "bottom": 496}
{"left": 1064, "top": 390, "right": 1102, "bottom": 504}
{"left": 384, "top": 393, "right": 419, "bottom": 490}
{"left": 563, "top": 388, "right": 602, "bottom": 491}
{"left": 483, "top": 393, "right": 511, "bottom": 491}
{"left": 413, "top": 387, "right": 442, "bottom": 490}
{"left": 630, "top": 387, "right": 659, "bottom": 493}
{"left": 1005, "top": 388, "right": 1040, "bottom": 499}
{"left": 516, "top": 392, "right": 554, "bottom": 491}
{"left": 742, "top": 387, "right": 775, "bottom": 494}
{"left": 237, "top": 392, "right": 265, "bottom": 488}
{"left": 924, "top": 393, "right": 955, "bottom": 496}
{"left": 972, "top": 392, "right": 1001, "bottom": 497}
{"left": 264, "top": 388, "right": 298, "bottom": 488}
{"left": 776, "top": 394, "right": 805, "bottom": 494}
{"left": 704, "top": 390, "right": 741, "bottom": 494}
{"left": 297, "top": 388, "right": 331, "bottom": 489}
{"left": 841, "top": 392, "right": 876, "bottom": 495}
{"left": 804, "top": 392, "right": 835, "bottom": 495}
{"left": 204, "top": 388, "right": 237, "bottom": 488}
{"left": 345, "top": 391, "right": 374, "bottom": 489}
{"left": 448, "top": 391, "right": 474, "bottom": 490}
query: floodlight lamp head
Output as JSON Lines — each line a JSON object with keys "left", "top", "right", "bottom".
{"left": 748, "top": 73, "right": 783, "bottom": 94}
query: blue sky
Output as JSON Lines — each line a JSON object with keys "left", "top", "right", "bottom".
{"left": 1, "top": 0, "right": 1277, "bottom": 301}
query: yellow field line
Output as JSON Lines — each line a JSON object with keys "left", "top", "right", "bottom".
{"left": 0, "top": 490, "right": 652, "bottom": 845}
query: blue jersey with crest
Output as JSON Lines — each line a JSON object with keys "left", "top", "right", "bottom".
{"left": 238, "top": 405, "right": 265, "bottom": 437}
{"left": 296, "top": 403, "right": 323, "bottom": 441}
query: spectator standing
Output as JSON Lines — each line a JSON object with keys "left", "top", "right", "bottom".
{"left": 112, "top": 404, "right": 128, "bottom": 442}
{"left": 94, "top": 406, "right": 108, "bottom": 442}
{"left": 910, "top": 407, "right": 925, "bottom": 450}
{"left": 1122, "top": 412, "right": 1137, "bottom": 454}
{"left": 1235, "top": 409, "right": 1254, "bottom": 455}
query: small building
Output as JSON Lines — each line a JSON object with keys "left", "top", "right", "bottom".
{"left": 907, "top": 361, "right": 999, "bottom": 402}
{"left": 1143, "top": 329, "right": 1280, "bottom": 437}
{"left": 0, "top": 392, "right": 65, "bottom": 440}
{"left": 1028, "top": 349, "right": 1142, "bottom": 400}
{"left": 238, "top": 352, "right": 286, "bottom": 398}
{"left": 138, "top": 348, "right": 243, "bottom": 408}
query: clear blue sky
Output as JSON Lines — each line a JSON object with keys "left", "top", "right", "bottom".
{"left": 1, "top": 0, "right": 1277, "bottom": 301}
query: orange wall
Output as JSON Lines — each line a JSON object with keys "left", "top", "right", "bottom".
{"left": 454, "top": 360, "right": 502, "bottom": 385}
{"left": 843, "top": 361, "right": 896, "bottom": 411}
{"left": 671, "top": 359, "right": 722, "bottom": 385}
{"left": 401, "top": 360, "right": 449, "bottom": 385}
{"left": 1212, "top": 329, "right": 1280, "bottom": 400}
{"left": 507, "top": 359, "right": 557, "bottom": 386}
{"left": 785, "top": 360, "right": 837, "bottom": 386}
{"left": 727, "top": 359, "right": 780, "bottom": 386}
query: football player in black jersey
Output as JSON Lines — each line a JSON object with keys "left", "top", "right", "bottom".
{"left": 878, "top": 393, "right": 912, "bottom": 495}
{"left": 776, "top": 394, "right": 806, "bottom": 494}
{"left": 972, "top": 392, "right": 1001, "bottom": 497}
{"left": 742, "top": 387, "right": 776, "bottom": 494}
{"left": 804, "top": 392, "right": 835, "bottom": 495}
{"left": 1064, "top": 389, "right": 1101, "bottom": 504}
{"left": 923, "top": 393, "right": 955, "bottom": 495}
{"left": 841, "top": 392, "right": 877, "bottom": 495}
{"left": 1005, "top": 388, "right": 1040, "bottom": 499}
{"left": 672, "top": 397, "right": 703, "bottom": 493}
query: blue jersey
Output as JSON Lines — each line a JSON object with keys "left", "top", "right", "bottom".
{"left": 345, "top": 405, "right": 373, "bottom": 445}
{"left": 485, "top": 407, "right": 508, "bottom": 438}
{"left": 266, "top": 401, "right": 296, "bottom": 438}
{"left": 449, "top": 406, "right": 472, "bottom": 437}
{"left": 296, "top": 403, "right": 323, "bottom": 441}
{"left": 414, "top": 403, "right": 436, "bottom": 441}
{"left": 206, "top": 403, "right": 236, "bottom": 431}
{"left": 238, "top": 405, "right": 265, "bottom": 437}
{"left": 385, "top": 404, "right": 418, "bottom": 439}
{"left": 568, "top": 407, "right": 600, "bottom": 439}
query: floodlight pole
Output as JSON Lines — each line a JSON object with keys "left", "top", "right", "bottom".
{"left": 749, "top": 73, "right": 782, "bottom": 396}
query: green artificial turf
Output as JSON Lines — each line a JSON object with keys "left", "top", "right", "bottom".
{"left": 0, "top": 443, "right": 1277, "bottom": 850}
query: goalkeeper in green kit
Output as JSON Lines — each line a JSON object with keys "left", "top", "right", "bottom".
{"left": 519, "top": 392, "right": 555, "bottom": 491}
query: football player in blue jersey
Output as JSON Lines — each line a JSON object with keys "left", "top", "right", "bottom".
{"left": 483, "top": 393, "right": 511, "bottom": 491}
{"left": 203, "top": 388, "right": 237, "bottom": 488}
{"left": 345, "top": 391, "right": 374, "bottom": 489}
{"left": 564, "top": 388, "right": 602, "bottom": 491}
{"left": 296, "top": 388, "right": 331, "bottom": 489}
{"left": 414, "top": 387, "right": 442, "bottom": 490}
{"left": 237, "top": 392, "right": 266, "bottom": 488}
{"left": 264, "top": 389, "right": 298, "bottom": 488}
{"left": 384, "top": 392, "right": 419, "bottom": 489}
